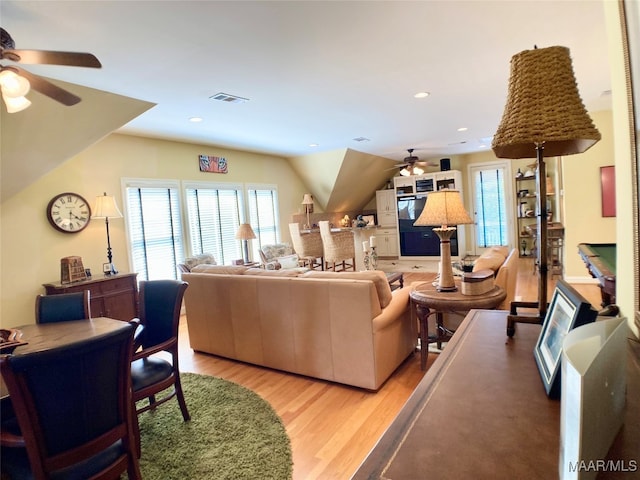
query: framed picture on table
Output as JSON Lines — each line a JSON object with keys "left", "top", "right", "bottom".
{"left": 534, "top": 279, "right": 597, "bottom": 398}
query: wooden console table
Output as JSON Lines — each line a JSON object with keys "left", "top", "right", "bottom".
{"left": 43, "top": 273, "right": 138, "bottom": 321}
{"left": 352, "top": 309, "right": 639, "bottom": 479}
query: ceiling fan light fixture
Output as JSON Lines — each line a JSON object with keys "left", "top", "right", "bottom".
{"left": 412, "top": 166, "right": 424, "bottom": 176}
{"left": 0, "top": 69, "right": 30, "bottom": 98}
{"left": 2, "top": 93, "right": 31, "bottom": 113}
{"left": 399, "top": 167, "right": 411, "bottom": 177}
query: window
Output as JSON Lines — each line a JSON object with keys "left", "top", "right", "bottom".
{"left": 184, "top": 183, "right": 244, "bottom": 265}
{"left": 471, "top": 165, "right": 509, "bottom": 248}
{"left": 123, "top": 180, "right": 184, "bottom": 281}
{"left": 246, "top": 185, "right": 279, "bottom": 259}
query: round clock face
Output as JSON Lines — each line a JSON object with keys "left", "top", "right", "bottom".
{"left": 46, "top": 192, "right": 92, "bottom": 233}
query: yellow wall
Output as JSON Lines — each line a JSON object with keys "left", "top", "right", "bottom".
{"left": 0, "top": 133, "right": 309, "bottom": 328}
{"left": 561, "top": 110, "right": 617, "bottom": 280}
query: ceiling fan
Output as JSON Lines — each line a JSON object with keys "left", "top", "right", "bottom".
{"left": 391, "top": 149, "right": 438, "bottom": 176}
{"left": 0, "top": 27, "right": 101, "bottom": 112}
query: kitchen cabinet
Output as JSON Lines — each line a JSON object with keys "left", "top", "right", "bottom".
{"left": 43, "top": 273, "right": 139, "bottom": 321}
{"left": 376, "top": 189, "right": 396, "bottom": 226}
{"left": 375, "top": 227, "right": 398, "bottom": 257}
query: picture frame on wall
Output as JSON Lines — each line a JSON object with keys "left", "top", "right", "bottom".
{"left": 600, "top": 165, "right": 616, "bottom": 217}
{"left": 534, "top": 279, "right": 598, "bottom": 398}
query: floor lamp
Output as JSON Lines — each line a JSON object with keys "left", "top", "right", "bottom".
{"left": 414, "top": 190, "right": 473, "bottom": 292}
{"left": 92, "top": 192, "right": 123, "bottom": 275}
{"left": 492, "top": 45, "right": 601, "bottom": 332}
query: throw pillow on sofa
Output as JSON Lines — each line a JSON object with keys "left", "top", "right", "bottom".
{"left": 276, "top": 254, "right": 300, "bottom": 270}
{"left": 301, "top": 270, "right": 393, "bottom": 309}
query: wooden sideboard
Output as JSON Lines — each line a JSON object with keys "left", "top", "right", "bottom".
{"left": 352, "top": 309, "right": 639, "bottom": 479}
{"left": 43, "top": 273, "right": 139, "bottom": 321}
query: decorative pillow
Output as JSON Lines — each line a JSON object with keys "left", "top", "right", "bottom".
{"left": 301, "top": 270, "right": 393, "bottom": 309}
{"left": 276, "top": 254, "right": 300, "bottom": 270}
{"left": 261, "top": 243, "right": 294, "bottom": 262}
{"left": 487, "top": 246, "right": 509, "bottom": 258}
{"left": 472, "top": 252, "right": 506, "bottom": 273}
{"left": 190, "top": 264, "right": 248, "bottom": 275}
{"left": 244, "top": 268, "right": 302, "bottom": 277}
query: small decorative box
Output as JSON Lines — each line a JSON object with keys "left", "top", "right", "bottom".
{"left": 461, "top": 269, "right": 495, "bottom": 296}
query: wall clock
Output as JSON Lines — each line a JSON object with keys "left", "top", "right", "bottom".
{"left": 46, "top": 192, "right": 92, "bottom": 233}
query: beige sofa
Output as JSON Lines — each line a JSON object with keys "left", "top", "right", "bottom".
{"left": 181, "top": 266, "right": 417, "bottom": 390}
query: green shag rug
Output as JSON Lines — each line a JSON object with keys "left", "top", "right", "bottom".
{"left": 136, "top": 372, "right": 293, "bottom": 480}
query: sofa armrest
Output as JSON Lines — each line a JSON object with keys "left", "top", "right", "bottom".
{"left": 372, "top": 287, "right": 410, "bottom": 332}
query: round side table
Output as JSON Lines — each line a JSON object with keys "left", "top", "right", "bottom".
{"left": 410, "top": 280, "right": 506, "bottom": 370}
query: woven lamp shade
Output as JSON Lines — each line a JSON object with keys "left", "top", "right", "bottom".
{"left": 492, "top": 46, "right": 601, "bottom": 159}
{"left": 414, "top": 190, "right": 473, "bottom": 227}
{"left": 235, "top": 223, "right": 256, "bottom": 240}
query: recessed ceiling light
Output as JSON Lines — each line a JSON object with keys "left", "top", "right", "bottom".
{"left": 309, "top": 143, "right": 319, "bottom": 147}
{"left": 414, "top": 92, "right": 430, "bottom": 99}
{"left": 457, "top": 127, "right": 468, "bottom": 132}
{"left": 189, "top": 117, "right": 203, "bottom": 123}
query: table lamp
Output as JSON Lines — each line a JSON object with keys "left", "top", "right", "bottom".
{"left": 92, "top": 192, "right": 123, "bottom": 275}
{"left": 235, "top": 223, "right": 256, "bottom": 264}
{"left": 492, "top": 45, "right": 600, "bottom": 325}
{"left": 301, "top": 194, "right": 314, "bottom": 229}
{"left": 414, "top": 190, "right": 472, "bottom": 291}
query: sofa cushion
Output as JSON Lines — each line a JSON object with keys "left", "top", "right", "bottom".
{"left": 190, "top": 264, "right": 249, "bottom": 275}
{"left": 301, "top": 270, "right": 393, "bottom": 308}
{"left": 276, "top": 254, "right": 300, "bottom": 270}
{"left": 244, "top": 268, "right": 303, "bottom": 276}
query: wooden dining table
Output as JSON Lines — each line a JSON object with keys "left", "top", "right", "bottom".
{"left": 1, "top": 317, "right": 130, "bottom": 399}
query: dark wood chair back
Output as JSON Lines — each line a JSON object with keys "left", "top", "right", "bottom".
{"left": 0, "top": 320, "right": 141, "bottom": 480}
{"left": 35, "top": 290, "right": 91, "bottom": 323}
{"left": 131, "top": 280, "right": 190, "bottom": 424}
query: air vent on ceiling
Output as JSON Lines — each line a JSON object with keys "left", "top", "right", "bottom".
{"left": 210, "top": 92, "right": 249, "bottom": 104}
{"left": 353, "top": 137, "right": 371, "bottom": 142}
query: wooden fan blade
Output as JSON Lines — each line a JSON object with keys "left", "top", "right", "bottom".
{"left": 15, "top": 67, "right": 81, "bottom": 106}
{"left": 4, "top": 49, "right": 101, "bottom": 68}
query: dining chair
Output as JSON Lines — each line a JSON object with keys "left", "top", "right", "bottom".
{"left": 0, "top": 319, "right": 141, "bottom": 480}
{"left": 318, "top": 221, "right": 356, "bottom": 272}
{"left": 289, "top": 223, "right": 324, "bottom": 270}
{"left": 35, "top": 290, "right": 91, "bottom": 323}
{"left": 131, "top": 280, "right": 190, "bottom": 423}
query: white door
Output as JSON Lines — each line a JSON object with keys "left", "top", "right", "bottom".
{"left": 467, "top": 162, "right": 514, "bottom": 256}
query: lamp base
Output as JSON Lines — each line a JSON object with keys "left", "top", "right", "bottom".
{"left": 433, "top": 227, "right": 457, "bottom": 292}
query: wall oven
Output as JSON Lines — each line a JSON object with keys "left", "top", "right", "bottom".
{"left": 396, "top": 195, "right": 459, "bottom": 257}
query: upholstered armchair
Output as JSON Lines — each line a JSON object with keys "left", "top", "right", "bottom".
{"left": 289, "top": 223, "right": 323, "bottom": 270}
{"left": 177, "top": 253, "right": 216, "bottom": 274}
{"left": 318, "top": 221, "right": 356, "bottom": 271}
{"left": 259, "top": 243, "right": 301, "bottom": 270}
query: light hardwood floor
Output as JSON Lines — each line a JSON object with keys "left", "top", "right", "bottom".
{"left": 177, "top": 257, "right": 602, "bottom": 479}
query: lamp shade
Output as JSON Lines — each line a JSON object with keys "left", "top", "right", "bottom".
{"left": 301, "top": 194, "right": 314, "bottom": 205}
{"left": 92, "top": 193, "right": 123, "bottom": 219}
{"left": 492, "top": 46, "right": 601, "bottom": 159}
{"left": 235, "top": 223, "right": 256, "bottom": 240}
{"left": 414, "top": 190, "right": 473, "bottom": 227}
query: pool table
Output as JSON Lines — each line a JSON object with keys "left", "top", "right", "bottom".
{"left": 577, "top": 243, "right": 616, "bottom": 307}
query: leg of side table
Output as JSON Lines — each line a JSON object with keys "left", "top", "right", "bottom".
{"left": 415, "top": 303, "right": 430, "bottom": 370}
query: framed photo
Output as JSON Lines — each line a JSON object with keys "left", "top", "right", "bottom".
{"left": 534, "top": 279, "right": 597, "bottom": 398}
{"left": 361, "top": 214, "right": 375, "bottom": 226}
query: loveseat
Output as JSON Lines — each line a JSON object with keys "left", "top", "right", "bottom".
{"left": 181, "top": 266, "right": 417, "bottom": 390}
